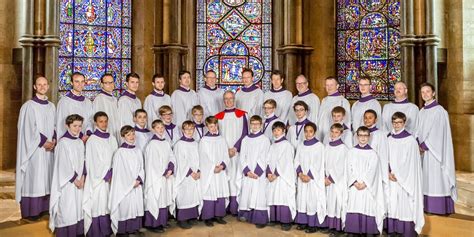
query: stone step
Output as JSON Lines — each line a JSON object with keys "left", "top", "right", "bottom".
{"left": 455, "top": 171, "right": 474, "bottom": 216}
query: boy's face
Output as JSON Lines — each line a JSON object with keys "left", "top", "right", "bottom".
{"left": 101, "top": 75, "right": 115, "bottom": 93}
{"left": 95, "top": 116, "right": 108, "bottom": 131}
{"left": 304, "top": 126, "right": 315, "bottom": 140}
{"left": 363, "top": 112, "right": 376, "bottom": 128}
{"left": 153, "top": 78, "right": 165, "bottom": 91}
{"left": 207, "top": 123, "right": 219, "bottom": 134}
{"left": 294, "top": 105, "right": 306, "bottom": 120}
{"left": 68, "top": 120, "right": 83, "bottom": 136}
{"left": 152, "top": 123, "right": 165, "bottom": 136}
{"left": 330, "top": 128, "right": 342, "bottom": 140}
{"left": 392, "top": 118, "right": 405, "bottom": 133}
{"left": 179, "top": 73, "right": 191, "bottom": 88}
{"left": 272, "top": 127, "right": 285, "bottom": 139}
{"left": 160, "top": 110, "right": 173, "bottom": 123}
{"left": 124, "top": 131, "right": 136, "bottom": 144}
{"left": 332, "top": 112, "right": 344, "bottom": 123}
{"left": 357, "top": 131, "right": 370, "bottom": 145}
{"left": 263, "top": 103, "right": 275, "bottom": 116}
{"left": 134, "top": 112, "right": 147, "bottom": 127}
{"left": 126, "top": 77, "right": 139, "bottom": 92}
{"left": 250, "top": 120, "right": 262, "bottom": 133}
{"left": 192, "top": 110, "right": 204, "bottom": 123}
{"left": 182, "top": 125, "right": 195, "bottom": 138}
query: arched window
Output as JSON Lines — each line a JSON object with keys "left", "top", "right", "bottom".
{"left": 336, "top": 0, "right": 400, "bottom": 100}
{"left": 59, "top": 0, "right": 132, "bottom": 99}
{"left": 196, "top": 0, "right": 272, "bottom": 92}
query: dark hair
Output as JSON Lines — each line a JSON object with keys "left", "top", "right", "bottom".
{"left": 364, "top": 109, "right": 378, "bottom": 119}
{"left": 179, "top": 70, "right": 191, "bottom": 80}
{"left": 134, "top": 109, "right": 147, "bottom": 117}
{"left": 120, "top": 125, "right": 135, "bottom": 137}
{"left": 249, "top": 115, "right": 262, "bottom": 124}
{"left": 304, "top": 122, "right": 317, "bottom": 132}
{"left": 182, "top": 120, "right": 195, "bottom": 129}
{"left": 272, "top": 121, "right": 286, "bottom": 132}
{"left": 192, "top": 105, "right": 204, "bottom": 114}
{"left": 359, "top": 77, "right": 371, "bottom": 84}
{"left": 152, "top": 73, "right": 165, "bottom": 83}
{"left": 100, "top": 73, "right": 114, "bottom": 83}
{"left": 356, "top": 126, "right": 370, "bottom": 136}
{"left": 151, "top": 119, "right": 164, "bottom": 129}
{"left": 205, "top": 116, "right": 219, "bottom": 125}
{"left": 331, "top": 106, "right": 346, "bottom": 115}
{"left": 205, "top": 70, "right": 216, "bottom": 76}
{"left": 293, "top": 100, "right": 309, "bottom": 111}
{"left": 330, "top": 123, "right": 344, "bottom": 133}
{"left": 271, "top": 70, "right": 284, "bottom": 79}
{"left": 65, "top": 114, "right": 84, "bottom": 126}
{"left": 420, "top": 82, "right": 435, "bottom": 92}
{"left": 325, "top": 76, "right": 339, "bottom": 85}
{"left": 242, "top": 68, "right": 254, "bottom": 77}
{"left": 71, "top": 72, "right": 85, "bottom": 81}
{"left": 263, "top": 99, "right": 277, "bottom": 108}
{"left": 392, "top": 112, "right": 407, "bottom": 122}
{"left": 126, "top": 72, "right": 140, "bottom": 82}
{"left": 93, "top": 111, "right": 108, "bottom": 122}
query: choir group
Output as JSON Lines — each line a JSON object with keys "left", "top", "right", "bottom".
{"left": 15, "top": 68, "right": 456, "bottom": 237}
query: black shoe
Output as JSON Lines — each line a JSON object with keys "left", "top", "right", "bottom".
{"left": 281, "top": 223, "right": 292, "bottom": 231}
{"left": 320, "top": 228, "right": 330, "bottom": 233}
{"left": 177, "top": 221, "right": 192, "bottom": 229}
{"left": 164, "top": 223, "right": 171, "bottom": 229}
{"left": 188, "top": 219, "right": 198, "bottom": 225}
{"left": 296, "top": 224, "right": 307, "bottom": 230}
{"left": 149, "top": 226, "right": 165, "bottom": 233}
{"left": 25, "top": 215, "right": 42, "bottom": 222}
{"left": 255, "top": 224, "right": 267, "bottom": 228}
{"left": 305, "top": 227, "right": 318, "bottom": 233}
{"left": 204, "top": 219, "right": 214, "bottom": 227}
{"left": 215, "top": 217, "right": 227, "bottom": 224}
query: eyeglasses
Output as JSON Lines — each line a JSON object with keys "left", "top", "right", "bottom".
{"left": 294, "top": 108, "right": 306, "bottom": 112}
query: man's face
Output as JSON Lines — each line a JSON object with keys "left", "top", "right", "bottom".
{"left": 242, "top": 71, "right": 253, "bottom": 87}
{"left": 153, "top": 77, "right": 165, "bottom": 91}
{"left": 325, "top": 79, "right": 339, "bottom": 94}
{"left": 358, "top": 79, "right": 371, "bottom": 95}
{"left": 223, "top": 92, "right": 235, "bottom": 108}
{"left": 394, "top": 82, "right": 407, "bottom": 100}
{"left": 134, "top": 112, "right": 147, "bottom": 127}
{"left": 72, "top": 75, "right": 85, "bottom": 93}
{"left": 126, "top": 77, "right": 139, "bottom": 92}
{"left": 34, "top": 77, "right": 49, "bottom": 95}
{"left": 205, "top": 71, "right": 217, "bottom": 87}
{"left": 363, "top": 112, "right": 377, "bottom": 128}
{"left": 421, "top": 86, "right": 435, "bottom": 102}
{"left": 295, "top": 76, "right": 308, "bottom": 93}
{"left": 271, "top": 75, "right": 283, "bottom": 89}
{"left": 180, "top": 73, "right": 191, "bottom": 88}
{"left": 101, "top": 75, "right": 115, "bottom": 93}
{"left": 95, "top": 116, "right": 109, "bottom": 131}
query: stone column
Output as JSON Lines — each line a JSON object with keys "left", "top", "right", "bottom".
{"left": 424, "top": 0, "right": 440, "bottom": 92}
{"left": 18, "top": 0, "right": 35, "bottom": 103}
{"left": 399, "top": 0, "right": 417, "bottom": 101}
{"left": 44, "top": 0, "right": 60, "bottom": 102}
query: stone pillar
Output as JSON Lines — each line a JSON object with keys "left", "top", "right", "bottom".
{"left": 399, "top": 0, "right": 417, "bottom": 101}
{"left": 424, "top": 0, "right": 440, "bottom": 92}
{"left": 152, "top": 44, "right": 188, "bottom": 93}
{"left": 44, "top": 0, "right": 60, "bottom": 102}
{"left": 18, "top": 0, "right": 34, "bottom": 103}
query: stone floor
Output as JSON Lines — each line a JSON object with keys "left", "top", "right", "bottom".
{"left": 0, "top": 170, "right": 20, "bottom": 223}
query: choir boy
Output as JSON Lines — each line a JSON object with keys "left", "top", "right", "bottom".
{"left": 263, "top": 70, "right": 293, "bottom": 123}
{"left": 49, "top": 114, "right": 86, "bottom": 236}
{"left": 266, "top": 121, "right": 296, "bottom": 231}
{"left": 109, "top": 126, "right": 145, "bottom": 236}
{"left": 143, "top": 119, "right": 176, "bottom": 233}
{"left": 287, "top": 101, "right": 311, "bottom": 148}
{"left": 118, "top": 72, "right": 142, "bottom": 128}
{"left": 133, "top": 109, "right": 152, "bottom": 152}
{"left": 83, "top": 112, "right": 118, "bottom": 237}
{"left": 144, "top": 74, "right": 171, "bottom": 126}
{"left": 199, "top": 116, "right": 230, "bottom": 226}
{"left": 322, "top": 106, "right": 352, "bottom": 147}
{"left": 235, "top": 68, "right": 264, "bottom": 118}
{"left": 262, "top": 99, "right": 281, "bottom": 140}
{"left": 294, "top": 122, "right": 327, "bottom": 233}
{"left": 171, "top": 71, "right": 199, "bottom": 126}
{"left": 191, "top": 105, "right": 207, "bottom": 141}
{"left": 159, "top": 105, "right": 181, "bottom": 146}
{"left": 238, "top": 115, "right": 271, "bottom": 228}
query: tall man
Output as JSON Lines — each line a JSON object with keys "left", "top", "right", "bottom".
{"left": 351, "top": 77, "right": 382, "bottom": 133}
{"left": 235, "top": 68, "right": 264, "bottom": 119}
{"left": 144, "top": 74, "right": 171, "bottom": 127}
{"left": 118, "top": 72, "right": 142, "bottom": 128}
{"left": 92, "top": 73, "right": 119, "bottom": 139}
{"left": 215, "top": 91, "right": 248, "bottom": 215}
{"left": 381, "top": 81, "right": 419, "bottom": 134}
{"left": 171, "top": 70, "right": 199, "bottom": 127}
{"left": 317, "top": 76, "right": 351, "bottom": 140}
{"left": 16, "top": 76, "right": 56, "bottom": 220}
{"left": 198, "top": 70, "right": 224, "bottom": 118}
{"left": 288, "top": 75, "right": 320, "bottom": 125}
{"left": 263, "top": 70, "right": 293, "bottom": 123}
{"left": 56, "top": 72, "right": 93, "bottom": 141}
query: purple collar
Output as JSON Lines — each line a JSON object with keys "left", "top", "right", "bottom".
{"left": 329, "top": 91, "right": 341, "bottom": 97}
{"left": 343, "top": 123, "right": 349, "bottom": 130}
{"left": 265, "top": 115, "right": 278, "bottom": 123}
{"left": 424, "top": 100, "right": 439, "bottom": 109}
{"left": 390, "top": 129, "right": 411, "bottom": 139}
{"left": 164, "top": 123, "right": 176, "bottom": 130}
{"left": 205, "top": 132, "right": 219, "bottom": 137}
{"left": 359, "top": 94, "right": 375, "bottom": 103}
{"left": 177, "top": 86, "right": 190, "bottom": 92}
{"left": 368, "top": 126, "right": 378, "bottom": 133}
{"left": 329, "top": 138, "right": 344, "bottom": 146}
{"left": 122, "top": 90, "right": 137, "bottom": 99}
{"left": 393, "top": 98, "right": 409, "bottom": 104}
{"left": 224, "top": 108, "right": 236, "bottom": 113}
{"left": 298, "top": 89, "right": 312, "bottom": 97}
{"left": 93, "top": 129, "right": 110, "bottom": 138}
{"left": 180, "top": 136, "right": 195, "bottom": 142}
{"left": 295, "top": 118, "right": 310, "bottom": 126}
{"left": 120, "top": 142, "right": 135, "bottom": 149}
{"left": 355, "top": 144, "right": 372, "bottom": 150}
{"left": 100, "top": 90, "right": 113, "bottom": 97}
{"left": 32, "top": 95, "right": 49, "bottom": 105}
{"left": 203, "top": 85, "right": 218, "bottom": 91}
{"left": 274, "top": 136, "right": 287, "bottom": 143}
{"left": 304, "top": 137, "right": 319, "bottom": 146}
{"left": 248, "top": 131, "right": 263, "bottom": 138}
{"left": 151, "top": 134, "right": 166, "bottom": 141}
{"left": 62, "top": 131, "right": 79, "bottom": 140}
{"left": 151, "top": 89, "right": 164, "bottom": 97}
{"left": 241, "top": 84, "right": 259, "bottom": 92}
{"left": 134, "top": 125, "right": 150, "bottom": 133}
{"left": 66, "top": 91, "right": 85, "bottom": 102}
{"left": 270, "top": 87, "right": 285, "bottom": 93}
{"left": 194, "top": 122, "right": 205, "bottom": 128}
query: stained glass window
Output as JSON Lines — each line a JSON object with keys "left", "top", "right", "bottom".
{"left": 59, "top": 0, "right": 132, "bottom": 99}
{"left": 196, "top": 0, "right": 272, "bottom": 92}
{"left": 336, "top": 0, "right": 400, "bottom": 100}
